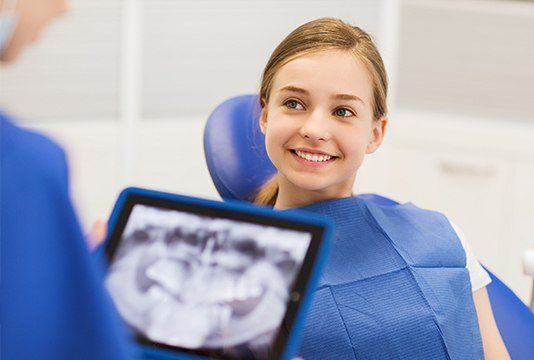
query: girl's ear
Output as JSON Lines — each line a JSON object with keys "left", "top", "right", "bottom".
{"left": 366, "top": 117, "right": 388, "bottom": 154}
{"left": 259, "top": 107, "right": 268, "bottom": 135}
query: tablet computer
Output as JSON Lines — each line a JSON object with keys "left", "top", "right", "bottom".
{"left": 102, "top": 187, "right": 331, "bottom": 360}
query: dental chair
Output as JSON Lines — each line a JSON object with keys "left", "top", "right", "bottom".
{"left": 204, "top": 94, "right": 534, "bottom": 359}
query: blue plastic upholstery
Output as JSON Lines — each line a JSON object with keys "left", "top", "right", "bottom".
{"left": 204, "top": 95, "right": 534, "bottom": 359}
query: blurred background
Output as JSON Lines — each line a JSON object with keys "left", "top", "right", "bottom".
{"left": 1, "top": 0, "right": 532, "bottom": 304}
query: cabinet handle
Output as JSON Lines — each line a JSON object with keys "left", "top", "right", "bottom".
{"left": 438, "top": 161, "right": 495, "bottom": 178}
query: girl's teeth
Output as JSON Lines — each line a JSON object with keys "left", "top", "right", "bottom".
{"left": 295, "top": 150, "right": 332, "bottom": 162}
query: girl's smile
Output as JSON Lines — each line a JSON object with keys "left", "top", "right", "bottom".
{"left": 289, "top": 148, "right": 338, "bottom": 168}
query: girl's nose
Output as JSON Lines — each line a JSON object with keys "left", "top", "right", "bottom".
{"left": 298, "top": 110, "right": 332, "bottom": 142}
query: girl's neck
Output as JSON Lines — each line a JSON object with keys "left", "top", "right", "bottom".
{"left": 273, "top": 174, "right": 355, "bottom": 210}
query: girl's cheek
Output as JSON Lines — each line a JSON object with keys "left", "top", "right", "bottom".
{"left": 269, "top": 119, "right": 296, "bottom": 138}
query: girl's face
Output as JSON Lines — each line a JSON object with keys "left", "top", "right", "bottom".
{"left": 260, "top": 50, "right": 387, "bottom": 199}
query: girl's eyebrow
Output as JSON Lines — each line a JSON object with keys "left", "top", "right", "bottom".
{"left": 333, "top": 93, "right": 364, "bottom": 103}
{"left": 279, "top": 85, "right": 364, "bottom": 104}
{"left": 279, "top": 85, "right": 309, "bottom": 94}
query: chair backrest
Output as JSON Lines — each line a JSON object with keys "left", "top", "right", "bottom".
{"left": 204, "top": 95, "right": 534, "bottom": 358}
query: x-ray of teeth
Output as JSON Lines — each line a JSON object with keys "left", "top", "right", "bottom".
{"left": 106, "top": 204, "right": 312, "bottom": 358}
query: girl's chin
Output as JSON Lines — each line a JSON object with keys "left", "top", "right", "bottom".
{"left": 282, "top": 169, "right": 355, "bottom": 195}
{"left": 285, "top": 174, "right": 332, "bottom": 192}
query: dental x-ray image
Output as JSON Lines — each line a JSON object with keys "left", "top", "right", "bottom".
{"left": 106, "top": 204, "right": 312, "bottom": 359}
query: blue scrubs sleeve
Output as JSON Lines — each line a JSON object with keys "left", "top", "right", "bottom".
{"left": 1, "top": 115, "right": 133, "bottom": 360}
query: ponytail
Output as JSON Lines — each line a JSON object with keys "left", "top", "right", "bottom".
{"left": 253, "top": 174, "right": 278, "bottom": 206}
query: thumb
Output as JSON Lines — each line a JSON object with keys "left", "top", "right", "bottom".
{"left": 87, "top": 219, "right": 107, "bottom": 250}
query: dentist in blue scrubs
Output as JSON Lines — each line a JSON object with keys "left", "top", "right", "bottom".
{"left": 0, "top": 1, "right": 131, "bottom": 359}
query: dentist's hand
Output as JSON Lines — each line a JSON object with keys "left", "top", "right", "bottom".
{"left": 87, "top": 219, "right": 107, "bottom": 249}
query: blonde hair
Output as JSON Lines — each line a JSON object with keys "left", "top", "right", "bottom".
{"left": 254, "top": 18, "right": 388, "bottom": 206}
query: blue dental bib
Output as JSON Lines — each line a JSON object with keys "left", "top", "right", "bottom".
{"left": 295, "top": 197, "right": 483, "bottom": 359}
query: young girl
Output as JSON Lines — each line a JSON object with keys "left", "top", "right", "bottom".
{"left": 253, "top": 18, "right": 509, "bottom": 359}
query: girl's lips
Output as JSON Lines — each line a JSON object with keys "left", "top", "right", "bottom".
{"left": 289, "top": 149, "right": 337, "bottom": 168}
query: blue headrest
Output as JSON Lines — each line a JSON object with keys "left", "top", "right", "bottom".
{"left": 204, "top": 94, "right": 276, "bottom": 201}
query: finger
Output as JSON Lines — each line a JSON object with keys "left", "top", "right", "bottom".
{"left": 87, "top": 219, "right": 107, "bottom": 249}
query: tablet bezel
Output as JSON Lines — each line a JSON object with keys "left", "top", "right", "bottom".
{"left": 102, "top": 187, "right": 330, "bottom": 360}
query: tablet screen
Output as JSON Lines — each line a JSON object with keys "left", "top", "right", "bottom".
{"left": 105, "top": 201, "right": 317, "bottom": 359}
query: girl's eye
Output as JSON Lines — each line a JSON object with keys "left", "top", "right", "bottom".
{"left": 284, "top": 99, "right": 304, "bottom": 110}
{"left": 334, "top": 107, "right": 356, "bottom": 117}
